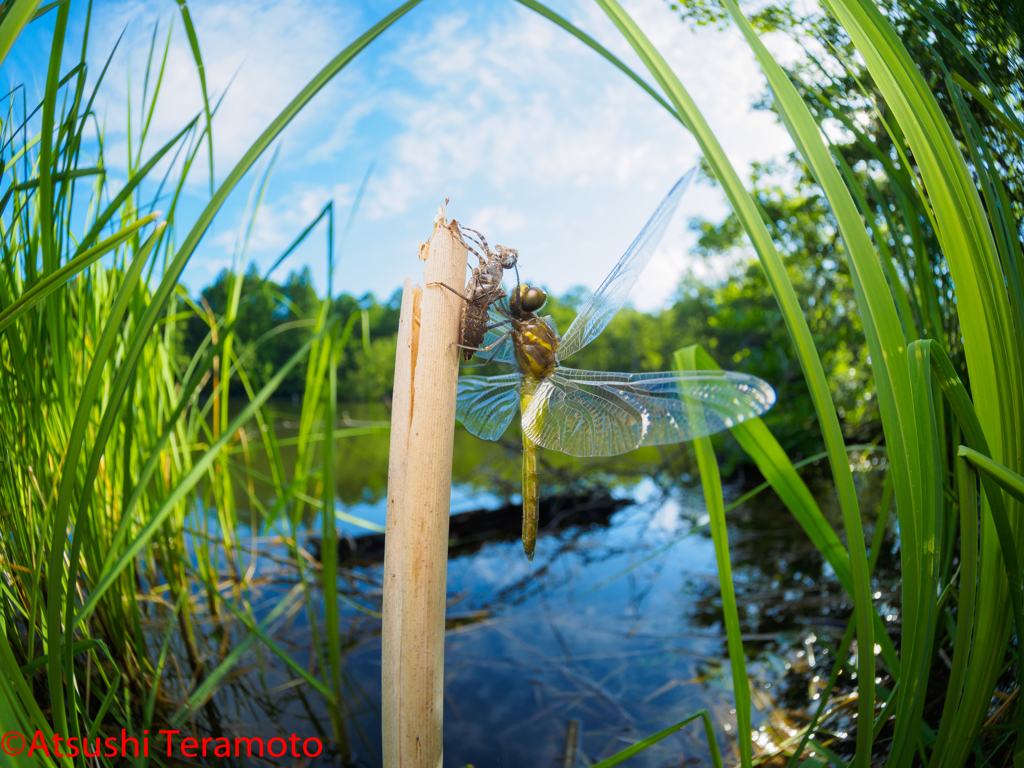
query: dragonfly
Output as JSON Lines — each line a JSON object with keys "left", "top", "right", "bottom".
{"left": 453, "top": 168, "right": 777, "bottom": 560}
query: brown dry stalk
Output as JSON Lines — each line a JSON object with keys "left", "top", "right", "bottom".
{"left": 382, "top": 206, "right": 466, "bottom": 768}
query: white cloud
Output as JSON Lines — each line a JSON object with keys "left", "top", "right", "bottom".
{"left": 32, "top": 0, "right": 798, "bottom": 307}
{"left": 88, "top": 0, "right": 365, "bottom": 182}
{"left": 464, "top": 205, "right": 529, "bottom": 236}
{"left": 325, "top": 0, "right": 795, "bottom": 307}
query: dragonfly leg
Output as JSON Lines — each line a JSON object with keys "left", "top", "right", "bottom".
{"left": 427, "top": 281, "right": 469, "bottom": 302}
{"left": 460, "top": 226, "right": 492, "bottom": 256}
{"left": 489, "top": 296, "right": 513, "bottom": 321}
{"left": 463, "top": 241, "right": 486, "bottom": 267}
{"left": 453, "top": 331, "right": 511, "bottom": 363}
{"left": 480, "top": 331, "right": 511, "bottom": 365}
{"left": 486, "top": 320, "right": 511, "bottom": 331}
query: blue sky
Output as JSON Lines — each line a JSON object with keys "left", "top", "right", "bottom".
{"left": 11, "top": 0, "right": 797, "bottom": 310}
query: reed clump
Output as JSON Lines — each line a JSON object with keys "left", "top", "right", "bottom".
{"left": 0, "top": 0, "right": 422, "bottom": 753}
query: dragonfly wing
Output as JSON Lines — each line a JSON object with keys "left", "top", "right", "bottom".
{"left": 456, "top": 373, "right": 522, "bottom": 440}
{"left": 523, "top": 368, "right": 776, "bottom": 457}
{"left": 474, "top": 305, "right": 515, "bottom": 364}
{"left": 557, "top": 168, "right": 696, "bottom": 362}
{"left": 522, "top": 374, "right": 644, "bottom": 457}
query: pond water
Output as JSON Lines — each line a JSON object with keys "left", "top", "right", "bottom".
{"left": 177, "top": 405, "right": 897, "bottom": 767}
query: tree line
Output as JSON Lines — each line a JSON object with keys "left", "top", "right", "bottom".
{"left": 181, "top": 244, "right": 877, "bottom": 464}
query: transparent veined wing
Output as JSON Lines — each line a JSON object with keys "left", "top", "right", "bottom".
{"left": 521, "top": 367, "right": 776, "bottom": 457}
{"left": 521, "top": 375, "right": 642, "bottom": 457}
{"left": 557, "top": 168, "right": 696, "bottom": 362}
{"left": 473, "top": 304, "right": 515, "bottom": 364}
{"left": 456, "top": 373, "right": 522, "bottom": 440}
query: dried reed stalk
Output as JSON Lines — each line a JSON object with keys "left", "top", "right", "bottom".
{"left": 382, "top": 206, "right": 466, "bottom": 768}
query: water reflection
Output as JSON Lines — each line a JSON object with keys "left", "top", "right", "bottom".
{"left": 170, "top": 406, "right": 895, "bottom": 767}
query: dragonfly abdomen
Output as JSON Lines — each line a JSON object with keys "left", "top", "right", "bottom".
{"left": 520, "top": 382, "right": 541, "bottom": 560}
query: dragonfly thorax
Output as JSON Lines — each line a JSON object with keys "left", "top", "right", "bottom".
{"left": 510, "top": 284, "right": 559, "bottom": 381}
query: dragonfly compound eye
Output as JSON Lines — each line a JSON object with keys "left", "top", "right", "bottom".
{"left": 521, "top": 286, "right": 547, "bottom": 312}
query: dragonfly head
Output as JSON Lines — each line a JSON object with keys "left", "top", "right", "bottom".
{"left": 495, "top": 245, "right": 519, "bottom": 269}
{"left": 511, "top": 284, "right": 547, "bottom": 316}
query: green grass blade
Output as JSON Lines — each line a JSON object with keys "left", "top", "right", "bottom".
{"left": 74, "top": 325, "right": 326, "bottom": 630}
{"left": 590, "top": 710, "right": 723, "bottom": 768}
{"left": 0, "top": 0, "right": 43, "bottom": 68}
{"left": 175, "top": 0, "right": 215, "bottom": 192}
{"left": 108, "top": 0, "right": 425, "bottom": 449}
{"left": 946, "top": 81, "right": 1024, "bottom": 384}
{"left": 677, "top": 346, "right": 751, "bottom": 768}
{"left": 933, "top": 454, "right": 979, "bottom": 762}
{"left": 813, "top": 4, "right": 1024, "bottom": 760}
{"left": 322, "top": 333, "right": 346, "bottom": 746}
{"left": 84, "top": 671, "right": 122, "bottom": 742}
{"left": 0, "top": 213, "right": 159, "bottom": 335}
{"left": 579, "top": 17, "right": 873, "bottom": 756}
{"left": 832, "top": 151, "right": 917, "bottom": 342}
{"left": 680, "top": 344, "right": 900, "bottom": 675}
{"left": 142, "top": 591, "right": 186, "bottom": 748}
{"left": 171, "top": 584, "right": 303, "bottom": 724}
{"left": 718, "top": 4, "right": 977, "bottom": 761}
{"left": 949, "top": 73, "right": 1024, "bottom": 143}
{"left": 184, "top": 559, "right": 335, "bottom": 702}
{"left": 918, "top": 338, "right": 1024, "bottom": 760}
{"left": 71, "top": 116, "right": 199, "bottom": 260}
{"left": 262, "top": 202, "right": 332, "bottom": 281}
{"left": 959, "top": 447, "right": 1024, "bottom": 505}
{"left": 513, "top": 0, "right": 681, "bottom": 122}
{"left": 0, "top": 621, "right": 72, "bottom": 768}
{"left": 45, "top": 222, "right": 164, "bottom": 741}
{"left": 957, "top": 446, "right": 1024, "bottom": 757}
{"left": 788, "top": 477, "right": 894, "bottom": 768}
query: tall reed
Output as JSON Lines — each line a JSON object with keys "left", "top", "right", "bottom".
{"left": 0, "top": 0, "right": 419, "bottom": 759}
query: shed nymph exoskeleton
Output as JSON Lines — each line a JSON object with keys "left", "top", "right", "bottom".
{"left": 429, "top": 225, "right": 519, "bottom": 361}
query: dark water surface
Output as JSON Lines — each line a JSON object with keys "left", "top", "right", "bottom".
{"left": 179, "top": 405, "right": 896, "bottom": 767}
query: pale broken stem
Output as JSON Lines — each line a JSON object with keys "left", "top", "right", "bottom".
{"left": 382, "top": 211, "right": 466, "bottom": 768}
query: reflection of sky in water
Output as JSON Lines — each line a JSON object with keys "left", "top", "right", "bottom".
{"left": 364, "top": 482, "right": 749, "bottom": 767}
{"left": 173, "top": 430, "right": 894, "bottom": 767}
{"left": 202, "top": 477, "right": 774, "bottom": 768}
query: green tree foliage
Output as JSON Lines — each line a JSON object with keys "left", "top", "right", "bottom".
{"left": 666, "top": 0, "right": 1023, "bottom": 214}
{"left": 678, "top": 161, "right": 878, "bottom": 457}
{"left": 182, "top": 267, "right": 401, "bottom": 401}
{"left": 656, "top": 0, "right": 1023, "bottom": 455}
